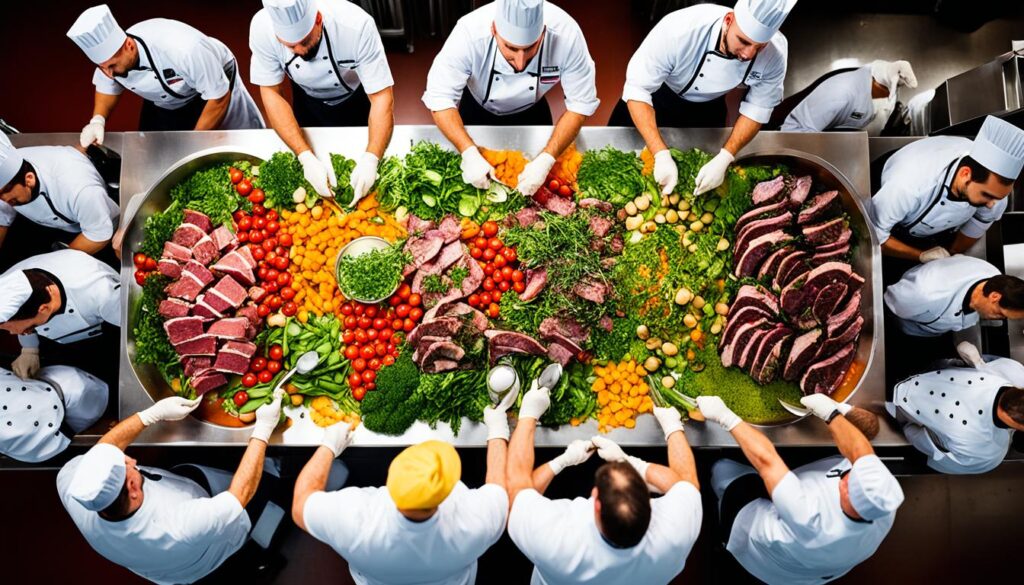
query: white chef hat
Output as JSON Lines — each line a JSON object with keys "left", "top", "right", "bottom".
{"left": 0, "top": 270, "right": 32, "bottom": 323}
{"left": 263, "top": 0, "right": 318, "bottom": 44}
{"left": 66, "top": 4, "right": 127, "bottom": 65}
{"left": 0, "top": 133, "right": 23, "bottom": 188}
{"left": 870, "top": 60, "right": 918, "bottom": 94}
{"left": 969, "top": 115, "right": 1024, "bottom": 180}
{"left": 733, "top": 0, "right": 797, "bottom": 44}
{"left": 495, "top": 0, "right": 545, "bottom": 47}
{"left": 847, "top": 455, "right": 904, "bottom": 521}
{"left": 68, "top": 444, "right": 127, "bottom": 512}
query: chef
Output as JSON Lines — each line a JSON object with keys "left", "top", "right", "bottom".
{"left": 57, "top": 393, "right": 284, "bottom": 584}
{"left": 67, "top": 4, "right": 265, "bottom": 143}
{"left": 293, "top": 392, "right": 516, "bottom": 584}
{"left": 611, "top": 0, "right": 794, "bottom": 196}
{"left": 0, "top": 365, "right": 107, "bottom": 463}
{"left": 250, "top": 0, "right": 395, "bottom": 203}
{"left": 697, "top": 395, "right": 904, "bottom": 584}
{"left": 506, "top": 381, "right": 703, "bottom": 584}
{"left": 884, "top": 255, "right": 1024, "bottom": 337}
{"left": 0, "top": 134, "right": 119, "bottom": 255}
{"left": 871, "top": 115, "right": 1024, "bottom": 263}
{"left": 0, "top": 249, "right": 120, "bottom": 379}
{"left": 889, "top": 342, "right": 1024, "bottom": 475}
{"left": 422, "top": 0, "right": 600, "bottom": 197}
{"left": 782, "top": 60, "right": 917, "bottom": 133}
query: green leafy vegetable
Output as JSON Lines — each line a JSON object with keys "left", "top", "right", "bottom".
{"left": 336, "top": 243, "right": 409, "bottom": 301}
{"left": 510, "top": 357, "right": 596, "bottom": 427}
{"left": 330, "top": 154, "right": 358, "bottom": 207}
{"left": 373, "top": 141, "right": 486, "bottom": 221}
{"left": 576, "top": 146, "right": 645, "bottom": 206}
{"left": 450, "top": 266, "right": 469, "bottom": 289}
{"left": 422, "top": 274, "right": 450, "bottom": 294}
{"left": 416, "top": 369, "right": 490, "bottom": 434}
{"left": 257, "top": 152, "right": 312, "bottom": 211}
{"left": 132, "top": 275, "right": 182, "bottom": 386}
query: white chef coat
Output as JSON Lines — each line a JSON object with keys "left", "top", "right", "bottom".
{"left": 250, "top": 0, "right": 394, "bottom": 104}
{"left": 621, "top": 4, "right": 787, "bottom": 124}
{"left": 894, "top": 358, "right": 1022, "bottom": 474}
{"left": 93, "top": 19, "right": 264, "bottom": 130}
{"left": 57, "top": 456, "right": 251, "bottom": 585}
{"left": 0, "top": 365, "right": 107, "bottom": 463}
{"left": 303, "top": 482, "right": 507, "bottom": 585}
{"left": 884, "top": 255, "right": 1000, "bottom": 337}
{"left": 728, "top": 456, "right": 897, "bottom": 585}
{"left": 1, "top": 249, "right": 121, "bottom": 348}
{"left": 508, "top": 482, "right": 702, "bottom": 585}
{"left": 12, "top": 146, "right": 119, "bottom": 241}
{"left": 782, "top": 67, "right": 876, "bottom": 132}
{"left": 871, "top": 136, "right": 1007, "bottom": 243}
{"left": 422, "top": 2, "right": 599, "bottom": 117}
{"left": 0, "top": 200, "right": 15, "bottom": 228}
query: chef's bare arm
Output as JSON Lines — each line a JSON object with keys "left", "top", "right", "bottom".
{"left": 729, "top": 422, "right": 792, "bottom": 494}
{"left": 722, "top": 115, "right": 761, "bottom": 157}
{"left": 260, "top": 83, "right": 315, "bottom": 158}
{"left": 69, "top": 234, "right": 110, "bottom": 255}
{"left": 949, "top": 231, "right": 980, "bottom": 255}
{"left": 542, "top": 111, "right": 588, "bottom": 159}
{"left": 432, "top": 108, "right": 478, "bottom": 154}
{"left": 646, "top": 429, "right": 699, "bottom": 493}
{"left": 626, "top": 100, "right": 669, "bottom": 155}
{"left": 825, "top": 415, "right": 875, "bottom": 463}
{"left": 291, "top": 445, "right": 336, "bottom": 531}
{"left": 880, "top": 236, "right": 926, "bottom": 262}
{"left": 226, "top": 438, "right": 268, "bottom": 507}
{"left": 365, "top": 87, "right": 395, "bottom": 159}
{"left": 486, "top": 435, "right": 509, "bottom": 490}
{"left": 506, "top": 416, "right": 538, "bottom": 505}
{"left": 97, "top": 411, "right": 148, "bottom": 451}
{"left": 0, "top": 227, "right": 7, "bottom": 250}
{"left": 92, "top": 91, "right": 121, "bottom": 120}
{"left": 193, "top": 93, "right": 231, "bottom": 131}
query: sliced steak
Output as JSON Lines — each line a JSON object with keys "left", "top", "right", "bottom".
{"left": 191, "top": 296, "right": 224, "bottom": 320}
{"left": 735, "top": 200, "right": 789, "bottom": 232}
{"left": 406, "top": 215, "right": 435, "bottom": 234}
{"left": 797, "top": 190, "right": 841, "bottom": 225}
{"left": 801, "top": 342, "right": 856, "bottom": 395}
{"left": 248, "top": 286, "right": 267, "bottom": 304}
{"left": 809, "top": 246, "right": 851, "bottom": 266}
{"left": 787, "top": 176, "right": 813, "bottom": 207}
{"left": 209, "top": 276, "right": 248, "bottom": 309}
{"left": 734, "top": 214, "right": 793, "bottom": 259}
{"left": 599, "top": 315, "right": 614, "bottom": 332}
{"left": 846, "top": 272, "right": 865, "bottom": 295}
{"left": 820, "top": 315, "right": 864, "bottom": 358}
{"left": 783, "top": 328, "right": 823, "bottom": 382}
{"left": 236, "top": 305, "right": 260, "bottom": 328}
{"left": 485, "top": 330, "right": 546, "bottom": 355}
{"left": 812, "top": 283, "right": 848, "bottom": 325}
{"left": 735, "top": 231, "right": 793, "bottom": 278}
{"left": 588, "top": 216, "right": 614, "bottom": 238}
{"left": 758, "top": 246, "right": 796, "bottom": 282}
{"left": 190, "top": 370, "right": 227, "bottom": 395}
{"left": 211, "top": 250, "right": 255, "bottom": 286}
{"left": 539, "top": 317, "right": 589, "bottom": 345}
{"left": 519, "top": 267, "right": 548, "bottom": 302}
{"left": 157, "top": 258, "right": 182, "bottom": 279}
{"left": 418, "top": 341, "right": 466, "bottom": 367}
{"left": 579, "top": 198, "right": 614, "bottom": 212}
{"left": 436, "top": 215, "right": 462, "bottom": 243}
{"left": 814, "top": 228, "right": 852, "bottom": 253}
{"left": 407, "top": 317, "right": 463, "bottom": 346}
{"left": 802, "top": 217, "right": 847, "bottom": 246}
{"left": 402, "top": 236, "right": 445, "bottom": 276}
{"left": 544, "top": 332, "right": 584, "bottom": 356}
{"left": 720, "top": 318, "right": 768, "bottom": 368}
{"left": 419, "top": 242, "right": 465, "bottom": 276}
{"left": 191, "top": 234, "right": 219, "bottom": 266}
{"left": 213, "top": 350, "right": 251, "bottom": 375}
{"left": 827, "top": 291, "right": 862, "bottom": 336}
{"left": 182, "top": 260, "right": 215, "bottom": 286}
{"left": 158, "top": 298, "right": 192, "bottom": 319}
{"left": 210, "top": 225, "right": 237, "bottom": 251}
{"left": 202, "top": 290, "right": 234, "bottom": 314}
{"left": 572, "top": 279, "right": 608, "bottom": 304}
{"left": 780, "top": 262, "right": 852, "bottom": 322}
{"left": 165, "top": 276, "right": 205, "bottom": 302}
{"left": 751, "top": 326, "right": 793, "bottom": 384}
{"left": 164, "top": 316, "right": 206, "bottom": 345}
{"left": 731, "top": 285, "right": 781, "bottom": 316}
{"left": 719, "top": 306, "right": 774, "bottom": 351}
{"left": 422, "top": 359, "right": 460, "bottom": 374}
{"left": 543, "top": 195, "right": 576, "bottom": 216}
{"left": 738, "top": 326, "right": 773, "bottom": 372}
{"left": 162, "top": 241, "right": 192, "bottom": 263}
{"left": 547, "top": 342, "right": 576, "bottom": 366}
{"left": 222, "top": 340, "right": 257, "bottom": 359}
{"left": 509, "top": 206, "right": 541, "bottom": 228}
{"left": 459, "top": 255, "right": 484, "bottom": 296}
{"left": 776, "top": 257, "right": 812, "bottom": 291}
{"left": 182, "top": 209, "right": 213, "bottom": 233}
{"left": 208, "top": 317, "right": 250, "bottom": 340}
{"left": 751, "top": 175, "right": 786, "bottom": 205}
{"left": 172, "top": 223, "right": 206, "bottom": 248}
{"left": 183, "top": 357, "right": 212, "bottom": 378}
{"left": 174, "top": 335, "right": 217, "bottom": 356}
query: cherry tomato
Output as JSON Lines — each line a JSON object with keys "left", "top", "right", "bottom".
{"left": 483, "top": 248, "right": 497, "bottom": 261}
{"left": 409, "top": 307, "right": 423, "bottom": 321}
{"left": 236, "top": 179, "right": 253, "bottom": 197}
{"left": 388, "top": 295, "right": 402, "bottom": 307}
{"left": 493, "top": 290, "right": 503, "bottom": 302}
{"left": 403, "top": 318, "right": 416, "bottom": 332}
{"left": 257, "top": 267, "right": 269, "bottom": 281}
{"left": 254, "top": 216, "right": 267, "bottom": 230}
{"left": 379, "top": 328, "right": 394, "bottom": 341}
{"left": 257, "top": 304, "right": 272, "bottom": 318}
{"left": 134, "top": 270, "right": 147, "bottom": 286}
{"left": 262, "top": 239, "right": 276, "bottom": 252}
{"left": 267, "top": 360, "right": 282, "bottom": 374}
{"left": 470, "top": 246, "right": 483, "bottom": 259}
{"left": 352, "top": 386, "right": 367, "bottom": 400}
{"left": 391, "top": 332, "right": 404, "bottom": 345}
{"left": 248, "top": 189, "right": 265, "bottom": 204}
{"left": 273, "top": 256, "right": 289, "bottom": 270}
{"left": 251, "top": 357, "right": 267, "bottom": 372}
{"left": 348, "top": 373, "right": 363, "bottom": 387}
{"left": 142, "top": 257, "right": 157, "bottom": 271}
{"left": 358, "top": 316, "right": 372, "bottom": 329}
{"left": 354, "top": 303, "right": 366, "bottom": 315}
{"left": 512, "top": 269, "right": 525, "bottom": 282}
{"left": 264, "top": 282, "right": 279, "bottom": 293}
{"left": 468, "top": 294, "right": 480, "bottom": 307}
{"left": 502, "top": 247, "right": 517, "bottom": 261}
{"left": 352, "top": 358, "right": 366, "bottom": 373}
{"left": 548, "top": 179, "right": 560, "bottom": 191}
{"left": 241, "top": 373, "right": 258, "bottom": 388}
{"left": 133, "top": 253, "right": 148, "bottom": 268}
{"left": 383, "top": 355, "right": 396, "bottom": 366}
{"left": 499, "top": 266, "right": 513, "bottom": 279}
{"left": 493, "top": 254, "right": 507, "bottom": 268}
{"left": 365, "top": 305, "right": 379, "bottom": 318}
{"left": 266, "top": 268, "right": 279, "bottom": 281}
{"left": 474, "top": 237, "right": 489, "bottom": 249}
{"left": 488, "top": 238, "right": 504, "bottom": 251}
{"left": 492, "top": 270, "right": 504, "bottom": 283}
{"left": 269, "top": 344, "right": 284, "bottom": 361}
{"left": 479, "top": 292, "right": 492, "bottom": 305}
{"left": 482, "top": 220, "right": 499, "bottom": 237}
{"left": 233, "top": 210, "right": 245, "bottom": 222}
{"left": 361, "top": 370, "right": 376, "bottom": 384}
{"left": 237, "top": 230, "right": 249, "bottom": 243}
{"left": 345, "top": 345, "right": 360, "bottom": 360}
{"left": 278, "top": 233, "right": 293, "bottom": 247}
{"left": 373, "top": 318, "right": 389, "bottom": 330}
{"left": 361, "top": 345, "right": 376, "bottom": 360}
{"left": 375, "top": 342, "right": 388, "bottom": 357}
{"left": 342, "top": 330, "right": 355, "bottom": 344}
{"left": 282, "top": 301, "right": 297, "bottom": 317}
{"left": 392, "top": 318, "right": 404, "bottom": 331}
{"left": 488, "top": 303, "right": 501, "bottom": 318}
{"left": 407, "top": 293, "right": 421, "bottom": 307}
{"left": 281, "top": 287, "right": 296, "bottom": 301}
{"left": 344, "top": 315, "right": 357, "bottom": 329}
{"left": 252, "top": 204, "right": 266, "bottom": 216}
{"left": 268, "top": 296, "right": 283, "bottom": 310}
{"left": 258, "top": 370, "right": 274, "bottom": 383}
{"left": 483, "top": 264, "right": 495, "bottom": 276}
{"left": 558, "top": 185, "right": 572, "bottom": 197}
{"left": 366, "top": 328, "right": 379, "bottom": 341}
{"left": 266, "top": 210, "right": 278, "bottom": 222}
{"left": 396, "top": 304, "right": 411, "bottom": 318}
{"left": 249, "top": 230, "right": 264, "bottom": 244}
{"left": 229, "top": 167, "right": 243, "bottom": 184}
{"left": 341, "top": 303, "right": 354, "bottom": 316}
{"left": 513, "top": 281, "right": 526, "bottom": 294}
{"left": 498, "top": 280, "right": 511, "bottom": 292}
{"left": 277, "top": 272, "right": 291, "bottom": 287}
{"left": 483, "top": 278, "right": 496, "bottom": 291}
{"left": 397, "top": 284, "right": 412, "bottom": 300}
{"left": 233, "top": 391, "right": 249, "bottom": 407}
{"left": 252, "top": 247, "right": 266, "bottom": 262}
{"left": 354, "top": 329, "right": 368, "bottom": 344}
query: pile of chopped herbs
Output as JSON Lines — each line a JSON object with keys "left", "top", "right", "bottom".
{"left": 132, "top": 274, "right": 182, "bottom": 384}
{"left": 336, "top": 243, "right": 409, "bottom": 301}
{"left": 670, "top": 148, "right": 713, "bottom": 201}
{"left": 416, "top": 368, "right": 491, "bottom": 433}
{"left": 576, "top": 146, "right": 647, "bottom": 206}
{"left": 256, "top": 151, "right": 311, "bottom": 211}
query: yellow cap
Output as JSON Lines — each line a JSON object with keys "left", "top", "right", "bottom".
{"left": 386, "top": 440, "right": 461, "bottom": 510}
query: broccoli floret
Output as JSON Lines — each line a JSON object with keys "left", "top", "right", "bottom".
{"left": 360, "top": 352, "right": 422, "bottom": 436}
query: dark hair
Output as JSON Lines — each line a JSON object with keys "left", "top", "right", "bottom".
{"left": 982, "top": 275, "right": 1024, "bottom": 311}
{"left": 958, "top": 155, "right": 1015, "bottom": 186}
{"left": 8, "top": 269, "right": 54, "bottom": 322}
{"left": 594, "top": 462, "right": 651, "bottom": 548}
{"left": 98, "top": 481, "right": 132, "bottom": 521}
{"left": 998, "top": 387, "right": 1024, "bottom": 426}
{"left": 845, "top": 407, "right": 880, "bottom": 440}
{"left": 1, "top": 160, "right": 32, "bottom": 191}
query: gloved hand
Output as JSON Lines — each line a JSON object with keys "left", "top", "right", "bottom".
{"left": 298, "top": 150, "right": 336, "bottom": 198}
{"left": 517, "top": 152, "right": 556, "bottom": 196}
{"left": 800, "top": 394, "right": 843, "bottom": 422}
{"left": 591, "top": 435, "right": 649, "bottom": 478}
{"left": 518, "top": 379, "right": 551, "bottom": 421}
{"left": 12, "top": 348, "right": 40, "bottom": 379}
{"left": 321, "top": 421, "right": 355, "bottom": 457}
{"left": 250, "top": 391, "right": 283, "bottom": 443}
{"left": 484, "top": 380, "right": 520, "bottom": 440}
{"left": 693, "top": 148, "right": 734, "bottom": 196}
{"left": 653, "top": 149, "right": 678, "bottom": 195}
{"left": 919, "top": 246, "right": 950, "bottom": 263}
{"left": 349, "top": 152, "right": 379, "bottom": 207}
{"left": 549, "top": 439, "right": 595, "bottom": 475}
{"left": 956, "top": 341, "right": 985, "bottom": 368}
{"left": 695, "top": 396, "right": 742, "bottom": 431}
{"left": 137, "top": 396, "right": 202, "bottom": 427}
{"left": 460, "top": 147, "right": 494, "bottom": 190}
{"left": 80, "top": 115, "right": 105, "bottom": 148}
{"left": 871, "top": 60, "right": 918, "bottom": 93}
{"left": 653, "top": 406, "right": 685, "bottom": 439}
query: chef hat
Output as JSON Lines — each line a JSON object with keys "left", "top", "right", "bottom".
{"left": 495, "top": 0, "right": 545, "bottom": 47}
{"left": 969, "top": 115, "right": 1024, "bottom": 180}
{"left": 68, "top": 444, "right": 127, "bottom": 512}
{"left": 0, "top": 133, "right": 23, "bottom": 188}
{"left": 263, "top": 0, "right": 317, "bottom": 44}
{"left": 0, "top": 270, "right": 32, "bottom": 323}
{"left": 847, "top": 455, "right": 904, "bottom": 521}
{"left": 386, "top": 440, "right": 461, "bottom": 510}
{"left": 733, "top": 0, "right": 797, "bottom": 44}
{"left": 870, "top": 60, "right": 918, "bottom": 94}
{"left": 66, "top": 5, "right": 127, "bottom": 64}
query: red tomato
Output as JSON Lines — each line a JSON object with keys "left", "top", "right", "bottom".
{"left": 392, "top": 319, "right": 404, "bottom": 331}
{"left": 365, "top": 305, "right": 379, "bottom": 318}
{"left": 482, "top": 220, "right": 499, "bottom": 237}
{"left": 492, "top": 270, "right": 504, "bottom": 283}
{"left": 241, "top": 373, "right": 258, "bottom": 388}
{"left": 549, "top": 179, "right": 560, "bottom": 191}
{"left": 483, "top": 278, "right": 496, "bottom": 291}
{"left": 254, "top": 216, "right": 267, "bottom": 230}
{"left": 488, "top": 303, "right": 501, "bottom": 318}
{"left": 409, "top": 307, "right": 423, "bottom": 321}
{"left": 134, "top": 270, "right": 147, "bottom": 286}
{"left": 479, "top": 292, "right": 492, "bottom": 305}
{"left": 493, "top": 290, "right": 503, "bottom": 302}
{"left": 268, "top": 296, "right": 283, "bottom": 310}
{"left": 352, "top": 358, "right": 366, "bottom": 372}
{"left": 354, "top": 303, "right": 366, "bottom": 315}
{"left": 366, "top": 328, "right": 379, "bottom": 341}
{"left": 237, "top": 231, "right": 249, "bottom": 243}
{"left": 388, "top": 295, "right": 402, "bottom": 307}
{"left": 558, "top": 185, "right": 572, "bottom": 197}
{"left": 249, "top": 230, "right": 264, "bottom": 244}
{"left": 358, "top": 316, "right": 372, "bottom": 329}
{"left": 360, "top": 345, "right": 376, "bottom": 360}
{"left": 483, "top": 248, "right": 497, "bottom": 261}
{"left": 264, "top": 282, "right": 279, "bottom": 293}
{"left": 470, "top": 246, "right": 483, "bottom": 259}
{"left": 236, "top": 179, "right": 253, "bottom": 196}
{"left": 512, "top": 270, "right": 525, "bottom": 282}
{"left": 278, "top": 233, "right": 293, "bottom": 247}
{"left": 483, "top": 264, "right": 495, "bottom": 276}
{"left": 257, "top": 304, "right": 272, "bottom": 318}
{"left": 403, "top": 318, "right": 416, "bottom": 332}
{"left": 344, "top": 315, "right": 357, "bottom": 329}
{"left": 269, "top": 344, "right": 284, "bottom": 360}
{"left": 251, "top": 357, "right": 267, "bottom": 372}
{"left": 383, "top": 355, "right": 396, "bottom": 366}
{"left": 252, "top": 204, "right": 266, "bottom": 216}
{"left": 348, "top": 373, "right": 363, "bottom": 388}
{"left": 248, "top": 189, "right": 265, "bottom": 204}
{"left": 282, "top": 302, "right": 297, "bottom": 316}
{"left": 352, "top": 386, "right": 367, "bottom": 401}
{"left": 408, "top": 293, "right": 421, "bottom": 307}
{"left": 277, "top": 273, "right": 292, "bottom": 288}
{"left": 257, "top": 267, "right": 269, "bottom": 281}
{"left": 493, "top": 254, "right": 507, "bottom": 269}
{"left": 500, "top": 266, "right": 514, "bottom": 279}
{"left": 373, "top": 318, "right": 388, "bottom": 330}
{"left": 361, "top": 370, "right": 376, "bottom": 384}
{"left": 229, "top": 167, "right": 243, "bottom": 184}
{"left": 267, "top": 360, "right": 282, "bottom": 374}
{"left": 258, "top": 370, "right": 274, "bottom": 383}
{"left": 379, "top": 328, "right": 394, "bottom": 341}
{"left": 375, "top": 342, "right": 388, "bottom": 357}
{"left": 395, "top": 304, "right": 411, "bottom": 318}
{"left": 281, "top": 287, "right": 296, "bottom": 300}
{"left": 344, "top": 345, "right": 360, "bottom": 360}
{"left": 266, "top": 210, "right": 279, "bottom": 222}
{"left": 273, "top": 256, "right": 289, "bottom": 270}
{"left": 468, "top": 294, "right": 480, "bottom": 307}
{"left": 341, "top": 303, "right": 354, "bottom": 316}
{"left": 474, "top": 237, "right": 488, "bottom": 249}
{"left": 498, "top": 280, "right": 511, "bottom": 292}
{"left": 233, "top": 210, "right": 245, "bottom": 222}
{"left": 233, "top": 391, "right": 249, "bottom": 407}
{"left": 488, "top": 238, "right": 503, "bottom": 251}
{"left": 354, "top": 329, "right": 368, "bottom": 344}
{"left": 342, "top": 330, "right": 355, "bottom": 344}
{"left": 262, "top": 239, "right": 275, "bottom": 252}
{"left": 252, "top": 247, "right": 266, "bottom": 261}
{"left": 513, "top": 281, "right": 526, "bottom": 294}
{"left": 266, "top": 269, "right": 279, "bottom": 281}
{"left": 501, "top": 247, "right": 517, "bottom": 261}
{"left": 397, "top": 284, "right": 412, "bottom": 300}
{"left": 133, "top": 253, "right": 148, "bottom": 268}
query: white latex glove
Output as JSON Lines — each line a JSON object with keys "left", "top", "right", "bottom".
{"left": 695, "top": 396, "right": 742, "bottom": 431}
{"left": 483, "top": 382, "right": 520, "bottom": 441}
{"left": 956, "top": 341, "right": 985, "bottom": 368}
{"left": 653, "top": 149, "right": 678, "bottom": 195}
{"left": 693, "top": 148, "right": 734, "bottom": 196}
{"left": 298, "top": 150, "right": 336, "bottom": 198}
{"left": 549, "top": 439, "right": 595, "bottom": 475}
{"left": 349, "top": 152, "right": 379, "bottom": 207}
{"left": 518, "top": 379, "right": 551, "bottom": 421}
{"left": 137, "top": 396, "right": 202, "bottom": 427}
{"left": 871, "top": 60, "right": 918, "bottom": 93}
{"left": 800, "top": 394, "right": 843, "bottom": 422}
{"left": 591, "top": 435, "right": 649, "bottom": 478}
{"left": 250, "top": 391, "right": 283, "bottom": 443}
{"left": 517, "top": 152, "right": 556, "bottom": 196}
{"left": 11, "top": 348, "right": 40, "bottom": 379}
{"left": 653, "top": 406, "right": 685, "bottom": 439}
{"left": 79, "top": 115, "right": 105, "bottom": 148}
{"left": 919, "top": 246, "right": 950, "bottom": 263}
{"left": 460, "top": 147, "right": 494, "bottom": 190}
{"left": 321, "top": 421, "right": 355, "bottom": 457}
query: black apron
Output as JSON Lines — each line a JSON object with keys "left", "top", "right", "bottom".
{"left": 608, "top": 84, "right": 728, "bottom": 128}
{"left": 291, "top": 81, "right": 371, "bottom": 127}
{"left": 457, "top": 87, "right": 554, "bottom": 126}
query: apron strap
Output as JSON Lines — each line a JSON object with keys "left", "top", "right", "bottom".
{"left": 38, "top": 191, "right": 76, "bottom": 225}
{"left": 126, "top": 35, "right": 192, "bottom": 101}
{"left": 480, "top": 33, "right": 546, "bottom": 114}
{"left": 903, "top": 157, "right": 961, "bottom": 232}
{"left": 680, "top": 19, "right": 758, "bottom": 97}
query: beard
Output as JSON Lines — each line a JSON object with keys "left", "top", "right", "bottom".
{"left": 300, "top": 35, "right": 324, "bottom": 61}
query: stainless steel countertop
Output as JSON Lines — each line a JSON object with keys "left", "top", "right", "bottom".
{"left": 17, "top": 128, "right": 906, "bottom": 447}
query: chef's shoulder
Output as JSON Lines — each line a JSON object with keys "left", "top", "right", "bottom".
{"left": 542, "top": 2, "right": 585, "bottom": 37}
{"left": 889, "top": 135, "right": 972, "bottom": 173}
{"left": 321, "top": 0, "right": 377, "bottom": 37}
{"left": 130, "top": 18, "right": 204, "bottom": 49}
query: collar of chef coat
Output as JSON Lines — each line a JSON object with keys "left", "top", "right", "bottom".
{"left": 960, "top": 278, "right": 986, "bottom": 316}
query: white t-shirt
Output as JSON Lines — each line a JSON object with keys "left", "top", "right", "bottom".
{"left": 57, "top": 457, "right": 251, "bottom": 585}
{"left": 508, "top": 482, "right": 702, "bottom": 585}
{"left": 303, "top": 482, "right": 508, "bottom": 585}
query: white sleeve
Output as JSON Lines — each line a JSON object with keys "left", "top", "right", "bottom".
{"left": 248, "top": 16, "right": 286, "bottom": 87}
{"left": 904, "top": 423, "right": 999, "bottom": 475}
{"left": 647, "top": 482, "right": 703, "bottom": 551}
{"left": 99, "top": 271, "right": 122, "bottom": 327}
{"left": 507, "top": 489, "right": 577, "bottom": 568}
{"left": 355, "top": 17, "right": 394, "bottom": 95}
{"left": 92, "top": 68, "right": 124, "bottom": 96}
{"left": 178, "top": 38, "right": 232, "bottom": 101}
{"left": 421, "top": 24, "right": 474, "bottom": 112}
{"left": 0, "top": 200, "right": 15, "bottom": 227}
{"left": 769, "top": 471, "right": 822, "bottom": 540}
{"left": 303, "top": 488, "right": 363, "bottom": 550}
{"left": 73, "top": 186, "right": 117, "bottom": 241}
{"left": 960, "top": 198, "right": 1007, "bottom": 239}
{"left": 451, "top": 484, "right": 509, "bottom": 548}
{"left": 18, "top": 333, "right": 40, "bottom": 349}
{"left": 781, "top": 98, "right": 846, "bottom": 133}
{"left": 883, "top": 279, "right": 938, "bottom": 324}
{"left": 979, "top": 357, "right": 1024, "bottom": 387}
{"left": 621, "top": 20, "right": 675, "bottom": 106}
{"left": 168, "top": 491, "right": 251, "bottom": 544}
{"left": 869, "top": 179, "right": 920, "bottom": 244}
{"left": 559, "top": 28, "right": 600, "bottom": 117}
{"left": 739, "top": 42, "right": 787, "bottom": 124}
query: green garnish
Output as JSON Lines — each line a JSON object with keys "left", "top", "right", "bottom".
{"left": 336, "top": 243, "right": 410, "bottom": 301}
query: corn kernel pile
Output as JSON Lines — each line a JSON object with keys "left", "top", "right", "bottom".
{"left": 308, "top": 396, "right": 361, "bottom": 428}
{"left": 592, "top": 360, "right": 654, "bottom": 433}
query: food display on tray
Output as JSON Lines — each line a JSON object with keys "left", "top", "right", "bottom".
{"left": 131, "top": 141, "right": 865, "bottom": 431}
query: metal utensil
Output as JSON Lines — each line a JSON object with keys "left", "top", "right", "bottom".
{"left": 274, "top": 351, "right": 320, "bottom": 396}
{"left": 537, "top": 363, "right": 563, "bottom": 392}
{"left": 487, "top": 364, "right": 520, "bottom": 409}
{"left": 778, "top": 398, "right": 810, "bottom": 418}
